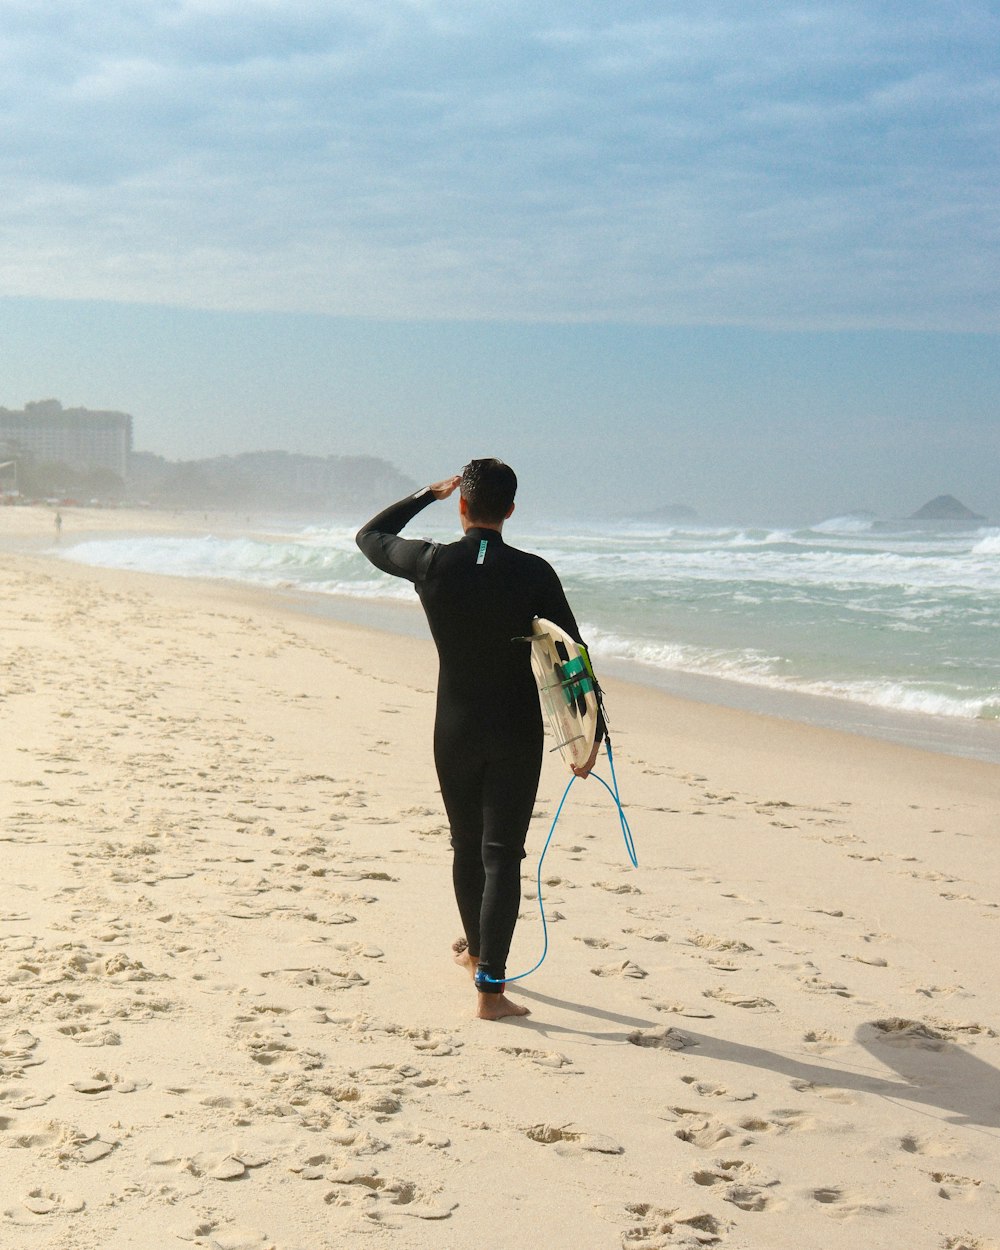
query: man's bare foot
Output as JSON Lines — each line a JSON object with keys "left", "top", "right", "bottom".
{"left": 477, "top": 992, "right": 530, "bottom": 1021}
{"left": 452, "top": 938, "right": 477, "bottom": 981}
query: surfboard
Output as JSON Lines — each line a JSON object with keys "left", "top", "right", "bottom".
{"left": 529, "top": 617, "right": 600, "bottom": 770}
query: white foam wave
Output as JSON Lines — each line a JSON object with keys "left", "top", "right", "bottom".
{"left": 550, "top": 542, "right": 1000, "bottom": 594}
{"left": 812, "top": 514, "right": 876, "bottom": 534}
{"left": 585, "top": 627, "right": 782, "bottom": 683}
{"left": 586, "top": 627, "right": 996, "bottom": 721}
{"left": 61, "top": 534, "right": 415, "bottom": 603}
{"left": 972, "top": 531, "right": 1000, "bottom": 555}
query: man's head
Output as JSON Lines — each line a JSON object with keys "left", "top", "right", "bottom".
{"left": 459, "top": 458, "right": 517, "bottom": 527}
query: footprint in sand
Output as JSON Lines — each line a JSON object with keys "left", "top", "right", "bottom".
{"left": 525, "top": 1123, "right": 624, "bottom": 1155}
{"left": 342, "top": 1062, "right": 429, "bottom": 1093}
{"left": 620, "top": 1203, "right": 725, "bottom": 1249}
{"left": 1, "top": 1090, "right": 53, "bottom": 1111}
{"left": 914, "top": 983, "right": 967, "bottom": 1000}
{"left": 805, "top": 1186, "right": 889, "bottom": 1220}
{"left": 802, "top": 1029, "right": 846, "bottom": 1053}
{"left": 929, "top": 1171, "right": 991, "bottom": 1202}
{"left": 290, "top": 1151, "right": 339, "bottom": 1181}
{"left": 923, "top": 1016, "right": 996, "bottom": 1039}
{"left": 811, "top": 1185, "right": 845, "bottom": 1204}
{"left": 576, "top": 935, "right": 627, "bottom": 950}
{"left": 681, "top": 1075, "right": 756, "bottom": 1102}
{"left": 789, "top": 1079, "right": 856, "bottom": 1105}
{"left": 628, "top": 1028, "right": 695, "bottom": 1052}
{"left": 499, "top": 1046, "right": 575, "bottom": 1070}
{"left": 899, "top": 1133, "right": 960, "bottom": 1158}
{"left": 0, "top": 1030, "right": 44, "bottom": 1078}
{"left": 692, "top": 1159, "right": 782, "bottom": 1211}
{"left": 688, "top": 933, "right": 754, "bottom": 955}
{"left": 328, "top": 941, "right": 384, "bottom": 959}
{"left": 669, "top": 1109, "right": 737, "bottom": 1150}
{"left": 4, "top": 1189, "right": 86, "bottom": 1225}
{"left": 71, "top": 1070, "right": 151, "bottom": 1096}
{"left": 592, "top": 960, "right": 648, "bottom": 979}
{"left": 650, "top": 1000, "right": 715, "bottom": 1020}
{"left": 56, "top": 1023, "right": 122, "bottom": 1047}
{"left": 368, "top": 1024, "right": 461, "bottom": 1056}
{"left": 323, "top": 1168, "right": 456, "bottom": 1220}
{"left": 3, "top": 1120, "right": 99, "bottom": 1155}
{"left": 626, "top": 906, "right": 664, "bottom": 922}
{"left": 738, "top": 1110, "right": 820, "bottom": 1136}
{"left": 243, "top": 1031, "right": 325, "bottom": 1072}
{"left": 797, "top": 973, "right": 852, "bottom": 997}
{"left": 702, "top": 988, "right": 776, "bottom": 1012}
{"left": 865, "top": 1018, "right": 952, "bottom": 1050}
{"left": 390, "top": 1128, "right": 451, "bottom": 1150}
{"left": 201, "top": 1151, "right": 272, "bottom": 1182}
{"left": 260, "top": 966, "right": 368, "bottom": 991}
{"left": 172, "top": 1220, "right": 274, "bottom": 1249}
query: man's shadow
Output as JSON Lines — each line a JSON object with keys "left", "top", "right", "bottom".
{"left": 692, "top": 1021, "right": 1000, "bottom": 1130}
{"left": 516, "top": 990, "right": 1000, "bottom": 1130}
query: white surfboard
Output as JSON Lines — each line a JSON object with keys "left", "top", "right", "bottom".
{"left": 529, "top": 617, "right": 600, "bottom": 770}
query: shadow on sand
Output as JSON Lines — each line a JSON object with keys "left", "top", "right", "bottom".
{"left": 514, "top": 992, "right": 1000, "bottom": 1131}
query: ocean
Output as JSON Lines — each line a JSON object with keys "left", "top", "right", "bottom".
{"left": 59, "top": 511, "right": 1000, "bottom": 763}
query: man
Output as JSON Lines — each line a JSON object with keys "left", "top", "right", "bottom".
{"left": 356, "top": 459, "right": 602, "bottom": 1020}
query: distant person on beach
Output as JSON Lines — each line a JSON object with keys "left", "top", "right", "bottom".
{"left": 357, "top": 459, "right": 603, "bottom": 1020}
{"left": 54, "top": 512, "right": 62, "bottom": 540}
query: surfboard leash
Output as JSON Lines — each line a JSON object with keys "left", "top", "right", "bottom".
{"left": 476, "top": 734, "right": 636, "bottom": 990}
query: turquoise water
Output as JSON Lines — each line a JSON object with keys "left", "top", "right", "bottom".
{"left": 60, "top": 512, "right": 1000, "bottom": 754}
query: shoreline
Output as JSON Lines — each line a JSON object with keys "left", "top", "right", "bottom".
{"left": 3, "top": 502, "right": 999, "bottom": 766}
{"left": 5, "top": 540, "right": 1000, "bottom": 796}
{"left": 280, "top": 587, "right": 1000, "bottom": 766}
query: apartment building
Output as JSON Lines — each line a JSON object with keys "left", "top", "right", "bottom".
{"left": 0, "top": 400, "right": 133, "bottom": 480}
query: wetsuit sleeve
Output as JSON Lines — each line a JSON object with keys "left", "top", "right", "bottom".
{"left": 355, "top": 489, "right": 440, "bottom": 583}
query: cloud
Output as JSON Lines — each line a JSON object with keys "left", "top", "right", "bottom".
{"left": 0, "top": 0, "right": 997, "bottom": 328}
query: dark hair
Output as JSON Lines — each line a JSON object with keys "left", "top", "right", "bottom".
{"left": 460, "top": 458, "right": 517, "bottom": 525}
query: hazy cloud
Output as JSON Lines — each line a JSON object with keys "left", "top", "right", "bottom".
{"left": 0, "top": 0, "right": 997, "bottom": 328}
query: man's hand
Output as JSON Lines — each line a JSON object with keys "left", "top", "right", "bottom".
{"left": 429, "top": 475, "right": 462, "bottom": 500}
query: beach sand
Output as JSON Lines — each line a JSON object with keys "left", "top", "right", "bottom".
{"left": 2, "top": 509, "right": 999, "bottom": 1250}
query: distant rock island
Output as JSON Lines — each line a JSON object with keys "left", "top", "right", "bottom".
{"left": 908, "top": 495, "right": 986, "bottom": 522}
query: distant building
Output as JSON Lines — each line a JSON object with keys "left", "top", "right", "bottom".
{"left": 0, "top": 400, "right": 133, "bottom": 480}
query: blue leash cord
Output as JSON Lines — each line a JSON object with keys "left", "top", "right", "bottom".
{"left": 494, "top": 737, "right": 636, "bottom": 987}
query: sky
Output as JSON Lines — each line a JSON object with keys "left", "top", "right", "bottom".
{"left": 0, "top": 0, "right": 998, "bottom": 522}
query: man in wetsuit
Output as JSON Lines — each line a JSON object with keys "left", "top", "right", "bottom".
{"left": 356, "top": 458, "right": 601, "bottom": 1020}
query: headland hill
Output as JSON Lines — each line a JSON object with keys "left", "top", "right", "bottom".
{"left": 1, "top": 399, "right": 414, "bottom": 512}
{"left": 2, "top": 401, "right": 994, "bottom": 525}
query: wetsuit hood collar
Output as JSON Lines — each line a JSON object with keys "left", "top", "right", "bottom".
{"left": 464, "top": 525, "right": 505, "bottom": 543}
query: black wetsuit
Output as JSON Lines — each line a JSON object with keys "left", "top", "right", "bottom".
{"left": 356, "top": 488, "right": 597, "bottom": 989}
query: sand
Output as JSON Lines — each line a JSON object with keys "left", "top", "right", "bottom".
{"left": 1, "top": 508, "right": 999, "bottom": 1250}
